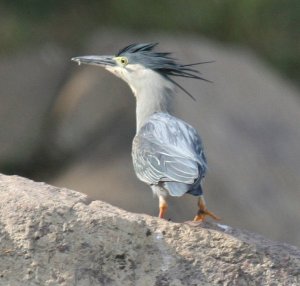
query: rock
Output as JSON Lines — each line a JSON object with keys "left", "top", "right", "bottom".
{"left": 0, "top": 174, "right": 299, "bottom": 285}
{"left": 51, "top": 30, "right": 300, "bottom": 246}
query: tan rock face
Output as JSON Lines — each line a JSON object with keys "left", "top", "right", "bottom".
{"left": 0, "top": 174, "right": 299, "bottom": 285}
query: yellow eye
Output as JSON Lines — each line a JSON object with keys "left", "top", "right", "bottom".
{"left": 117, "top": 57, "right": 128, "bottom": 66}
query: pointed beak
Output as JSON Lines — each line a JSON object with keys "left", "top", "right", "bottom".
{"left": 71, "top": 55, "right": 116, "bottom": 67}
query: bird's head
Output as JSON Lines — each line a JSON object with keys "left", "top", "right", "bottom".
{"left": 72, "top": 43, "right": 211, "bottom": 100}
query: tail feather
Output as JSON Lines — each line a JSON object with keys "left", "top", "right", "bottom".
{"left": 163, "top": 181, "right": 203, "bottom": 197}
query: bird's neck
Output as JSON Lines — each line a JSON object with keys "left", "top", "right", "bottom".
{"left": 135, "top": 86, "right": 173, "bottom": 132}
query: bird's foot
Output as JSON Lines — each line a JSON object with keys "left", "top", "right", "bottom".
{"left": 158, "top": 205, "right": 168, "bottom": 219}
{"left": 193, "top": 209, "right": 220, "bottom": 222}
{"left": 194, "top": 196, "right": 220, "bottom": 222}
{"left": 158, "top": 195, "right": 168, "bottom": 219}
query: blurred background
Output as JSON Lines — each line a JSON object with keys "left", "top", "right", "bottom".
{"left": 0, "top": 1, "right": 299, "bottom": 246}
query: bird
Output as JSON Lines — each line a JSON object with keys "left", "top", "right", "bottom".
{"left": 71, "top": 43, "right": 220, "bottom": 222}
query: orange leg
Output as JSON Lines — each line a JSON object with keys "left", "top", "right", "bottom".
{"left": 193, "top": 195, "right": 220, "bottom": 221}
{"left": 158, "top": 195, "right": 168, "bottom": 219}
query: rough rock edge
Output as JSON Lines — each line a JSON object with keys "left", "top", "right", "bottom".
{"left": 0, "top": 174, "right": 299, "bottom": 286}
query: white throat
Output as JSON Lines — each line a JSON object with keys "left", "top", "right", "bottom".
{"left": 128, "top": 70, "right": 174, "bottom": 132}
{"left": 106, "top": 66, "right": 175, "bottom": 132}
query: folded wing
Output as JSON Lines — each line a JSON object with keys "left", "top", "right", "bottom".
{"left": 132, "top": 113, "right": 207, "bottom": 196}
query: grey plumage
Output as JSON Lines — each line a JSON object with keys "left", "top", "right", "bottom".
{"left": 71, "top": 43, "right": 219, "bottom": 220}
{"left": 132, "top": 112, "right": 207, "bottom": 197}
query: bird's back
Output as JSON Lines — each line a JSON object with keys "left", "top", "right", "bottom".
{"left": 132, "top": 112, "right": 207, "bottom": 197}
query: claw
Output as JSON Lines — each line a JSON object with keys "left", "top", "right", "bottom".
{"left": 193, "top": 209, "right": 220, "bottom": 221}
{"left": 194, "top": 196, "right": 220, "bottom": 221}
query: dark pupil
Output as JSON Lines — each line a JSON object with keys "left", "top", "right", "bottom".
{"left": 121, "top": 59, "right": 125, "bottom": 63}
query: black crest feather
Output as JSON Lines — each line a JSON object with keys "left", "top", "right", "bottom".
{"left": 116, "top": 43, "right": 212, "bottom": 100}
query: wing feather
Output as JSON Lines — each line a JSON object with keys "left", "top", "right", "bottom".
{"left": 132, "top": 113, "right": 207, "bottom": 190}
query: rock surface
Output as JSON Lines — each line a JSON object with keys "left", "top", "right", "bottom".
{"left": 0, "top": 174, "right": 299, "bottom": 286}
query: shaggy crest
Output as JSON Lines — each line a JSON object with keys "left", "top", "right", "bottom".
{"left": 116, "top": 43, "right": 212, "bottom": 100}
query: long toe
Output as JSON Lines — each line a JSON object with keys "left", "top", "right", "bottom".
{"left": 193, "top": 214, "right": 205, "bottom": 222}
{"left": 205, "top": 210, "right": 221, "bottom": 221}
{"left": 193, "top": 211, "right": 221, "bottom": 222}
